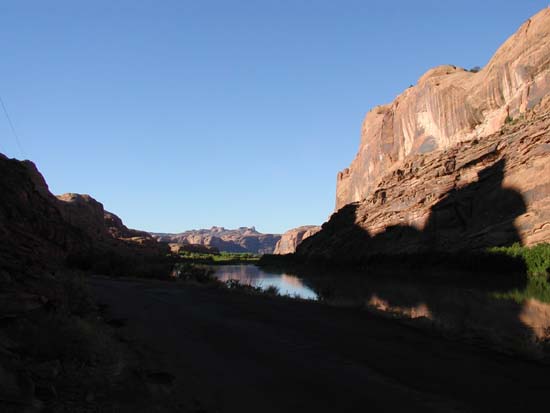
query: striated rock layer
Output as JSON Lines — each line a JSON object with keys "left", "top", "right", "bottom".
{"left": 337, "top": 8, "right": 550, "bottom": 210}
{"left": 298, "top": 97, "right": 550, "bottom": 261}
{"left": 274, "top": 226, "right": 321, "bottom": 254}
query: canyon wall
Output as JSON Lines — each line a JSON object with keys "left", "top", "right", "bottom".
{"left": 274, "top": 226, "right": 321, "bottom": 254}
{"left": 299, "top": 10, "right": 550, "bottom": 262}
{"left": 0, "top": 154, "right": 170, "bottom": 278}
{"left": 298, "top": 97, "right": 550, "bottom": 261}
{"left": 337, "top": 8, "right": 550, "bottom": 210}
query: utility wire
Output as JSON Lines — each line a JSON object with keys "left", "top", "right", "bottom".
{"left": 0, "top": 94, "right": 25, "bottom": 158}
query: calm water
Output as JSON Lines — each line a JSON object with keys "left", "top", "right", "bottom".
{"left": 213, "top": 265, "right": 317, "bottom": 300}
{"left": 212, "top": 264, "right": 550, "bottom": 357}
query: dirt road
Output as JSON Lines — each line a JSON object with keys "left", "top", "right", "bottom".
{"left": 90, "top": 276, "right": 550, "bottom": 412}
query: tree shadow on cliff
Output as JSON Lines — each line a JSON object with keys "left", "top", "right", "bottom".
{"left": 295, "top": 159, "right": 528, "bottom": 283}
{"left": 281, "top": 160, "right": 550, "bottom": 355}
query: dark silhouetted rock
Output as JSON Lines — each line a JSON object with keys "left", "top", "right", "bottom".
{"left": 0, "top": 154, "right": 170, "bottom": 278}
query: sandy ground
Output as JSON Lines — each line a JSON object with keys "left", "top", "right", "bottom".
{"left": 90, "top": 276, "right": 550, "bottom": 413}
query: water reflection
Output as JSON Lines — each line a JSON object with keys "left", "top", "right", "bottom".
{"left": 213, "top": 264, "right": 550, "bottom": 357}
{"left": 297, "top": 269, "right": 550, "bottom": 358}
{"left": 213, "top": 265, "right": 317, "bottom": 300}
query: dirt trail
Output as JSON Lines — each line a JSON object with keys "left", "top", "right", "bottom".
{"left": 90, "top": 276, "right": 550, "bottom": 412}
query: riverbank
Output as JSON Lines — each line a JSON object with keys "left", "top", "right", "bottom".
{"left": 89, "top": 275, "right": 550, "bottom": 412}
{"left": 176, "top": 251, "right": 261, "bottom": 265}
{"left": 259, "top": 243, "right": 550, "bottom": 284}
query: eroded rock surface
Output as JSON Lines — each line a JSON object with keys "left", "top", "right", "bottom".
{"left": 299, "top": 97, "right": 550, "bottom": 261}
{"left": 337, "top": 8, "right": 550, "bottom": 209}
{"left": 274, "top": 226, "right": 321, "bottom": 254}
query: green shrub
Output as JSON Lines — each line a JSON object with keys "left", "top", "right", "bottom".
{"left": 488, "top": 243, "right": 550, "bottom": 277}
{"left": 178, "top": 250, "right": 260, "bottom": 264}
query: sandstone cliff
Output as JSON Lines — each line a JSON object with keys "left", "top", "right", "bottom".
{"left": 0, "top": 155, "right": 90, "bottom": 275}
{"left": 153, "top": 226, "right": 281, "bottom": 254}
{"left": 337, "top": 8, "right": 550, "bottom": 210}
{"left": 298, "top": 96, "right": 550, "bottom": 262}
{"left": 0, "top": 154, "right": 170, "bottom": 278}
{"left": 274, "top": 226, "right": 321, "bottom": 254}
{"left": 0, "top": 155, "right": 173, "bottom": 411}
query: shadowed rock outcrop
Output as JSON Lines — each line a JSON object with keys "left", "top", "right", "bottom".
{"left": 337, "top": 8, "right": 550, "bottom": 209}
{"left": 0, "top": 155, "right": 173, "bottom": 411}
{"left": 0, "top": 156, "right": 90, "bottom": 275}
{"left": 0, "top": 154, "right": 170, "bottom": 278}
{"left": 274, "top": 226, "right": 321, "bottom": 254}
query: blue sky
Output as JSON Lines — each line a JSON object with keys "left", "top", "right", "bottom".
{"left": 0, "top": 1, "right": 547, "bottom": 233}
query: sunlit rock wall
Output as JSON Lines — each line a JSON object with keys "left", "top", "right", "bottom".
{"left": 337, "top": 8, "right": 550, "bottom": 210}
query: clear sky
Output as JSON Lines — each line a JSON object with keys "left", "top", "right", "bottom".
{"left": 0, "top": 1, "right": 547, "bottom": 234}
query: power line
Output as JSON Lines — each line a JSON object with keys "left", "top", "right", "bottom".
{"left": 0, "top": 94, "right": 25, "bottom": 158}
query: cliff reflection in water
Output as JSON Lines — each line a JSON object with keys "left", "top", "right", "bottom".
{"left": 297, "top": 268, "right": 550, "bottom": 358}
{"left": 217, "top": 264, "right": 550, "bottom": 358}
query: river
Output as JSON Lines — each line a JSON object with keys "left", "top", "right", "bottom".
{"left": 213, "top": 264, "right": 317, "bottom": 300}
{"left": 213, "top": 264, "right": 550, "bottom": 359}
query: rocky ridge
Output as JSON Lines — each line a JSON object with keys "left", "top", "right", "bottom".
{"left": 153, "top": 226, "right": 281, "bottom": 254}
{"left": 337, "top": 8, "right": 550, "bottom": 210}
{"left": 0, "top": 154, "right": 170, "bottom": 279}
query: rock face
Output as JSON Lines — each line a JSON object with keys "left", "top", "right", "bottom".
{"left": 298, "top": 9, "right": 550, "bottom": 263}
{"left": 103, "top": 210, "right": 152, "bottom": 240}
{"left": 171, "top": 243, "right": 220, "bottom": 254}
{"left": 0, "top": 156, "right": 88, "bottom": 274}
{"left": 337, "top": 8, "right": 550, "bottom": 210}
{"left": 274, "top": 226, "right": 321, "bottom": 254}
{"left": 298, "top": 97, "right": 550, "bottom": 262}
{"left": 56, "top": 193, "right": 152, "bottom": 242}
{"left": 0, "top": 154, "right": 170, "bottom": 278}
{"left": 152, "top": 226, "right": 281, "bottom": 254}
